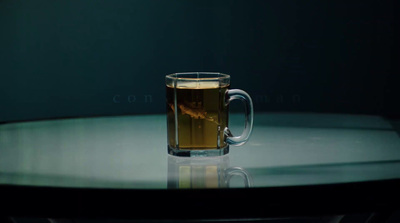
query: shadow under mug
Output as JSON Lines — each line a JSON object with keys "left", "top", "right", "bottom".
{"left": 166, "top": 72, "right": 254, "bottom": 157}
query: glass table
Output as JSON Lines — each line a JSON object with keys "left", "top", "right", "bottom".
{"left": 1, "top": 113, "right": 400, "bottom": 222}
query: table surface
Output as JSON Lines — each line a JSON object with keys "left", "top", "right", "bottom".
{"left": 1, "top": 112, "right": 399, "bottom": 190}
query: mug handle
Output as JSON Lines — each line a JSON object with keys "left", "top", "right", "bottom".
{"left": 224, "top": 89, "right": 254, "bottom": 146}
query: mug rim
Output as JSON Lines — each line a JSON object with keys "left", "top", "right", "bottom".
{"left": 166, "top": 72, "right": 230, "bottom": 81}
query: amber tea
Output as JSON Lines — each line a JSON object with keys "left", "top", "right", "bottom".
{"left": 167, "top": 82, "right": 229, "bottom": 150}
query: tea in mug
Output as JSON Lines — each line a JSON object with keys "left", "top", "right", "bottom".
{"left": 166, "top": 82, "right": 229, "bottom": 150}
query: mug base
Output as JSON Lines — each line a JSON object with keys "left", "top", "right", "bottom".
{"left": 168, "top": 145, "right": 229, "bottom": 157}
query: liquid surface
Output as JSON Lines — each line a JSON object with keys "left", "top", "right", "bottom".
{"left": 166, "top": 81, "right": 227, "bottom": 89}
{"left": 166, "top": 85, "right": 228, "bottom": 149}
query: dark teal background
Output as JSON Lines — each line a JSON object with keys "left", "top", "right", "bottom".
{"left": 0, "top": 0, "right": 398, "bottom": 122}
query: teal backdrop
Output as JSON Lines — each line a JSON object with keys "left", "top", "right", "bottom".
{"left": 0, "top": 0, "right": 398, "bottom": 122}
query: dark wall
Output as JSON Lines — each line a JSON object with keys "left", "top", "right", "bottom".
{"left": 0, "top": 0, "right": 398, "bottom": 122}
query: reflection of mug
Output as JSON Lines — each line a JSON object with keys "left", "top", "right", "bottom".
{"left": 166, "top": 72, "right": 254, "bottom": 157}
{"left": 167, "top": 155, "right": 252, "bottom": 189}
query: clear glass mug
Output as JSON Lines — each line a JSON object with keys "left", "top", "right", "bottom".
{"left": 166, "top": 72, "right": 254, "bottom": 157}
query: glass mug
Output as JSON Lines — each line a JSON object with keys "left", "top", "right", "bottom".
{"left": 166, "top": 72, "right": 254, "bottom": 157}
